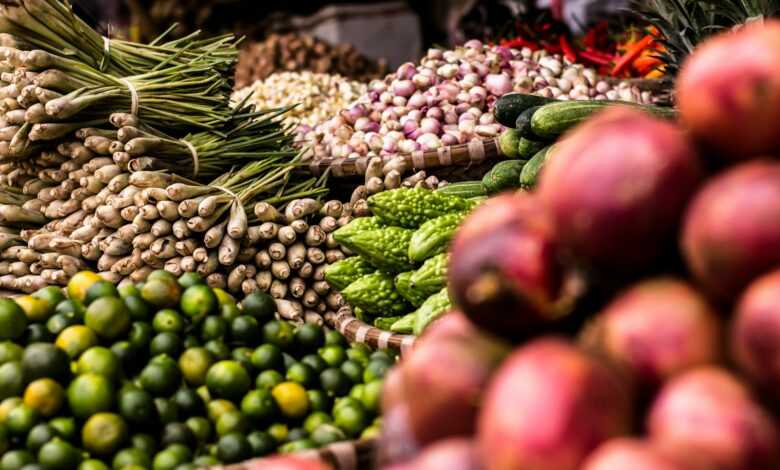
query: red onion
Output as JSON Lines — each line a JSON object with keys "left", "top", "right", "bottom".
{"left": 370, "top": 80, "right": 387, "bottom": 92}
{"left": 426, "top": 107, "right": 443, "bottom": 120}
{"left": 381, "top": 109, "right": 398, "bottom": 122}
{"left": 408, "top": 93, "right": 426, "bottom": 109}
{"left": 464, "top": 39, "right": 482, "bottom": 49}
{"left": 412, "top": 74, "right": 433, "bottom": 88}
{"left": 455, "top": 103, "right": 470, "bottom": 114}
{"left": 438, "top": 64, "right": 459, "bottom": 79}
{"left": 382, "top": 138, "right": 398, "bottom": 153}
{"left": 407, "top": 129, "right": 422, "bottom": 140}
{"left": 392, "top": 96, "right": 407, "bottom": 107}
{"left": 427, "top": 48, "right": 443, "bottom": 60}
{"left": 417, "top": 133, "right": 441, "bottom": 150}
{"left": 474, "top": 62, "right": 489, "bottom": 77}
{"left": 444, "top": 111, "right": 458, "bottom": 124}
{"left": 380, "top": 92, "right": 393, "bottom": 104}
{"left": 420, "top": 117, "right": 441, "bottom": 135}
{"left": 392, "top": 80, "right": 415, "bottom": 98}
{"left": 485, "top": 73, "right": 513, "bottom": 95}
{"left": 438, "top": 83, "right": 460, "bottom": 102}
{"left": 402, "top": 120, "right": 418, "bottom": 137}
{"left": 397, "top": 62, "right": 416, "bottom": 80}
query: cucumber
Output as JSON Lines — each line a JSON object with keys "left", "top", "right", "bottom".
{"left": 515, "top": 106, "right": 542, "bottom": 138}
{"left": 483, "top": 159, "right": 527, "bottom": 194}
{"left": 494, "top": 92, "right": 556, "bottom": 127}
{"left": 518, "top": 137, "right": 546, "bottom": 159}
{"left": 436, "top": 181, "right": 487, "bottom": 199}
{"left": 498, "top": 128, "right": 521, "bottom": 158}
{"left": 531, "top": 101, "right": 678, "bottom": 139}
{"left": 519, "top": 145, "right": 555, "bottom": 189}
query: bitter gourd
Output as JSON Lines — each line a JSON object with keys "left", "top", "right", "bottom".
{"left": 368, "top": 188, "right": 475, "bottom": 228}
{"left": 410, "top": 253, "right": 448, "bottom": 298}
{"left": 333, "top": 217, "right": 383, "bottom": 247}
{"left": 409, "top": 212, "right": 467, "bottom": 262}
{"left": 374, "top": 316, "right": 404, "bottom": 330}
{"left": 341, "top": 272, "right": 412, "bottom": 316}
{"left": 395, "top": 271, "right": 429, "bottom": 307}
{"left": 413, "top": 288, "right": 453, "bottom": 335}
{"left": 340, "top": 227, "right": 415, "bottom": 273}
{"left": 325, "top": 257, "right": 376, "bottom": 291}
{"left": 390, "top": 313, "right": 416, "bottom": 334}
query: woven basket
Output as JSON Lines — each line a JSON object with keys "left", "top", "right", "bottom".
{"left": 325, "top": 307, "right": 417, "bottom": 354}
{"left": 209, "top": 439, "right": 378, "bottom": 470}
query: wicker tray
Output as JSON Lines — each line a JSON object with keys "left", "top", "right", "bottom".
{"left": 325, "top": 307, "right": 417, "bottom": 354}
{"left": 210, "top": 439, "right": 378, "bottom": 470}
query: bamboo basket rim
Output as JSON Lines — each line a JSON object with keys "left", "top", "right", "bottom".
{"left": 325, "top": 306, "right": 417, "bottom": 355}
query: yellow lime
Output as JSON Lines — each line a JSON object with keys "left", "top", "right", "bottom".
{"left": 67, "top": 272, "right": 102, "bottom": 303}
{"left": 271, "top": 382, "right": 309, "bottom": 419}
{"left": 56, "top": 325, "right": 98, "bottom": 358}
{"left": 23, "top": 379, "right": 64, "bottom": 417}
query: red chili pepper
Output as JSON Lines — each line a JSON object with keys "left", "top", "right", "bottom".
{"left": 579, "top": 50, "right": 612, "bottom": 66}
{"left": 584, "top": 48, "right": 615, "bottom": 61}
{"left": 559, "top": 36, "right": 577, "bottom": 62}
{"left": 612, "top": 35, "right": 655, "bottom": 76}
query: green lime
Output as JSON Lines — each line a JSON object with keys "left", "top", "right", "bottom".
{"left": 213, "top": 288, "right": 234, "bottom": 306}
{"left": 204, "top": 340, "right": 230, "bottom": 361}
{"left": 45, "top": 313, "right": 78, "bottom": 336}
{"left": 182, "top": 335, "right": 200, "bottom": 349}
{"left": 54, "top": 299, "right": 84, "bottom": 319}
{"left": 306, "top": 390, "right": 330, "bottom": 413}
{"left": 6, "top": 403, "right": 38, "bottom": 436}
{"left": 123, "top": 295, "right": 150, "bottom": 321}
{"left": 241, "top": 390, "right": 277, "bottom": 424}
{"left": 340, "top": 360, "right": 363, "bottom": 384}
{"left": 319, "top": 345, "right": 347, "bottom": 367}
{"left": 155, "top": 398, "right": 179, "bottom": 425}
{"left": 364, "top": 360, "right": 391, "bottom": 383}
{"left": 32, "top": 287, "right": 65, "bottom": 312}
{"left": 206, "top": 361, "right": 250, "bottom": 401}
{"left": 178, "top": 347, "right": 213, "bottom": 387}
{"left": 85, "top": 297, "right": 130, "bottom": 340}
{"left": 83, "top": 281, "right": 119, "bottom": 306}
{"left": 230, "top": 316, "right": 260, "bottom": 346}
{"left": 320, "top": 368, "right": 351, "bottom": 396}
{"left": 0, "top": 362, "right": 23, "bottom": 400}
{"left": 77, "top": 347, "right": 119, "bottom": 381}
{"left": 251, "top": 344, "right": 283, "bottom": 372}
{"left": 111, "top": 342, "right": 140, "bottom": 374}
{"left": 370, "top": 351, "right": 394, "bottom": 363}
{"left": 362, "top": 380, "right": 383, "bottom": 413}
{"left": 262, "top": 321, "right": 295, "bottom": 350}
{"left": 16, "top": 295, "right": 54, "bottom": 323}
{"left": 333, "top": 397, "right": 361, "bottom": 413}
{"left": 118, "top": 284, "right": 140, "bottom": 298}
{"left": 151, "top": 449, "right": 184, "bottom": 470}
{"left": 303, "top": 412, "right": 332, "bottom": 434}
{"left": 25, "top": 423, "right": 54, "bottom": 453}
{"left": 161, "top": 422, "right": 195, "bottom": 448}
{"left": 216, "top": 410, "right": 248, "bottom": 436}
{"left": 0, "top": 397, "right": 21, "bottom": 423}
{"left": 24, "top": 325, "right": 53, "bottom": 344}
{"left": 324, "top": 330, "right": 347, "bottom": 347}
{"left": 285, "top": 362, "right": 316, "bottom": 387}
{"left": 147, "top": 270, "right": 176, "bottom": 283}
{"left": 180, "top": 285, "right": 217, "bottom": 318}
{"left": 301, "top": 354, "right": 328, "bottom": 374}
{"left": 142, "top": 279, "right": 181, "bottom": 309}
{"left": 48, "top": 417, "right": 76, "bottom": 442}
{"left": 139, "top": 357, "right": 181, "bottom": 397}
{"left": 67, "top": 272, "right": 102, "bottom": 303}
{"left": 0, "top": 300, "right": 26, "bottom": 341}
{"left": 113, "top": 447, "right": 151, "bottom": 470}
{"left": 38, "top": 438, "right": 82, "bottom": 470}
{"left": 333, "top": 403, "right": 368, "bottom": 437}
{"left": 78, "top": 459, "right": 109, "bottom": 470}
{"left": 55, "top": 325, "right": 97, "bottom": 359}
{"left": 131, "top": 433, "right": 157, "bottom": 455}
{"left": 128, "top": 322, "right": 153, "bottom": 351}
{"left": 266, "top": 423, "right": 288, "bottom": 444}
{"left": 271, "top": 382, "right": 309, "bottom": 419}
{"left": 349, "top": 384, "right": 365, "bottom": 402}
{"left": 256, "top": 370, "right": 284, "bottom": 391}
{"left": 23, "top": 379, "right": 64, "bottom": 417}
{"left": 67, "top": 373, "right": 113, "bottom": 419}
{"left": 185, "top": 416, "right": 211, "bottom": 443}
{"left": 220, "top": 303, "right": 241, "bottom": 322}
{"left": 81, "top": 413, "right": 127, "bottom": 455}
{"left": 346, "top": 345, "right": 370, "bottom": 367}
{"left": 118, "top": 387, "right": 155, "bottom": 425}
{"left": 153, "top": 310, "right": 186, "bottom": 334}
{"left": 171, "top": 389, "right": 204, "bottom": 418}
{"left": 361, "top": 424, "right": 381, "bottom": 439}
{"left": 178, "top": 272, "right": 203, "bottom": 289}
{"left": 279, "top": 438, "right": 316, "bottom": 453}
{"left": 206, "top": 399, "right": 236, "bottom": 422}
{"left": 0, "top": 450, "right": 34, "bottom": 470}
{"left": 0, "top": 343, "right": 22, "bottom": 366}
{"left": 311, "top": 423, "right": 346, "bottom": 446}
{"left": 241, "top": 292, "right": 276, "bottom": 321}
{"left": 296, "top": 324, "right": 325, "bottom": 351}
{"left": 216, "top": 432, "right": 252, "bottom": 464}
{"left": 200, "top": 316, "right": 227, "bottom": 341}
{"left": 22, "top": 343, "right": 70, "bottom": 383}
{"left": 150, "top": 332, "right": 183, "bottom": 358}
{"left": 247, "top": 430, "right": 275, "bottom": 457}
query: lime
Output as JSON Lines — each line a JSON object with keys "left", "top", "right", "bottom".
{"left": 182, "top": 335, "right": 200, "bottom": 349}
{"left": 54, "top": 299, "right": 84, "bottom": 319}
{"left": 124, "top": 295, "right": 150, "bottom": 321}
{"left": 324, "top": 330, "right": 347, "bottom": 347}
{"left": 22, "top": 343, "right": 70, "bottom": 383}
{"left": 204, "top": 340, "right": 230, "bottom": 361}
{"left": 147, "top": 270, "right": 176, "bottom": 283}
{"left": 0, "top": 450, "right": 34, "bottom": 470}
{"left": 241, "top": 292, "right": 276, "bottom": 321}
{"left": 48, "top": 417, "right": 76, "bottom": 442}
{"left": 301, "top": 354, "right": 328, "bottom": 374}
{"left": 0, "top": 362, "right": 23, "bottom": 400}
{"left": 346, "top": 345, "right": 370, "bottom": 366}
{"left": 38, "top": 438, "right": 82, "bottom": 469}
{"left": 361, "top": 424, "right": 381, "bottom": 439}
{"left": 213, "top": 288, "right": 234, "bottom": 306}
{"left": 24, "top": 324, "right": 53, "bottom": 344}
{"left": 206, "top": 361, "right": 251, "bottom": 401}
{"left": 0, "top": 299, "right": 27, "bottom": 340}
{"left": 192, "top": 456, "right": 218, "bottom": 466}
{"left": 216, "top": 410, "right": 248, "bottom": 436}
{"left": 139, "top": 357, "right": 181, "bottom": 397}
{"left": 320, "top": 368, "right": 351, "bottom": 396}
{"left": 251, "top": 344, "right": 283, "bottom": 371}
{"left": 364, "top": 360, "right": 391, "bottom": 382}
{"left": 262, "top": 320, "right": 294, "bottom": 350}
{"left": 230, "top": 316, "right": 260, "bottom": 346}
{"left": 128, "top": 322, "right": 153, "bottom": 351}
{"left": 82, "top": 413, "right": 127, "bottom": 455}
{"left": 349, "top": 384, "right": 365, "bottom": 403}
{"left": 307, "top": 390, "right": 330, "bottom": 413}
{"left": 177, "top": 272, "right": 203, "bottom": 289}
{"left": 311, "top": 424, "right": 346, "bottom": 446}
{"left": 200, "top": 316, "right": 227, "bottom": 341}
{"left": 0, "top": 342, "right": 22, "bottom": 366}
{"left": 362, "top": 380, "right": 383, "bottom": 413}
{"left": 113, "top": 447, "right": 151, "bottom": 470}
{"left": 241, "top": 390, "right": 277, "bottom": 424}
{"left": 55, "top": 325, "right": 98, "bottom": 358}
{"left": 319, "top": 345, "right": 347, "bottom": 367}
{"left": 84, "top": 281, "right": 119, "bottom": 306}
{"left": 118, "top": 387, "right": 155, "bottom": 425}
{"left": 247, "top": 430, "right": 275, "bottom": 457}
{"left": 220, "top": 303, "right": 241, "bottom": 322}
{"left": 267, "top": 423, "right": 288, "bottom": 444}
{"left": 151, "top": 448, "right": 184, "bottom": 470}
{"left": 180, "top": 285, "right": 217, "bottom": 319}
{"left": 280, "top": 438, "right": 316, "bottom": 453}
{"left": 23, "top": 379, "right": 64, "bottom": 417}
{"left": 179, "top": 347, "right": 214, "bottom": 387}
{"left": 271, "top": 382, "right": 309, "bottom": 419}
{"left": 118, "top": 284, "right": 140, "bottom": 298}
{"left": 206, "top": 399, "right": 236, "bottom": 422}
{"left": 16, "top": 296, "right": 53, "bottom": 323}
{"left": 78, "top": 460, "right": 110, "bottom": 470}
{"left": 152, "top": 310, "right": 185, "bottom": 334}
{"left": 155, "top": 398, "right": 179, "bottom": 425}
{"left": 141, "top": 279, "right": 181, "bottom": 309}
{"left": 285, "top": 362, "right": 316, "bottom": 387}
{"left": 340, "top": 360, "right": 363, "bottom": 384}
{"left": 6, "top": 404, "right": 38, "bottom": 436}
{"left": 25, "top": 423, "right": 55, "bottom": 453}
{"left": 67, "top": 272, "right": 102, "bottom": 302}
{"left": 111, "top": 342, "right": 140, "bottom": 374}
{"left": 231, "top": 347, "right": 253, "bottom": 373}
{"left": 303, "top": 412, "right": 332, "bottom": 434}
{"left": 161, "top": 422, "right": 195, "bottom": 448}
{"left": 0, "top": 398, "right": 21, "bottom": 423}
{"left": 185, "top": 416, "right": 211, "bottom": 443}
{"left": 150, "top": 332, "right": 183, "bottom": 358}
{"left": 333, "top": 402, "right": 368, "bottom": 437}
{"left": 32, "top": 287, "right": 65, "bottom": 311}
{"left": 370, "top": 350, "right": 394, "bottom": 363}
{"left": 296, "top": 324, "right": 325, "bottom": 351}
{"left": 171, "top": 389, "right": 204, "bottom": 418}
{"left": 77, "top": 347, "right": 119, "bottom": 381}
{"left": 85, "top": 297, "right": 130, "bottom": 340}
{"left": 256, "top": 370, "right": 284, "bottom": 391}
{"left": 46, "top": 313, "right": 78, "bottom": 336}
{"left": 131, "top": 433, "right": 157, "bottom": 455}
{"left": 67, "top": 374, "right": 114, "bottom": 419}
{"left": 217, "top": 432, "right": 252, "bottom": 464}
{"left": 165, "top": 443, "right": 192, "bottom": 462}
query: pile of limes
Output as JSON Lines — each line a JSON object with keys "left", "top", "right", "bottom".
{"left": 0, "top": 270, "right": 390, "bottom": 469}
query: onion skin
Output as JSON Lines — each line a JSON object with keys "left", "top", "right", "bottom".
{"left": 449, "top": 193, "right": 578, "bottom": 341}
{"left": 732, "top": 269, "right": 780, "bottom": 391}
{"left": 385, "top": 438, "right": 483, "bottom": 470}
{"left": 681, "top": 160, "right": 780, "bottom": 303}
{"left": 677, "top": 21, "right": 780, "bottom": 161}
{"left": 478, "top": 338, "right": 633, "bottom": 470}
{"left": 592, "top": 278, "right": 721, "bottom": 389}
{"left": 648, "top": 367, "right": 780, "bottom": 470}
{"left": 537, "top": 107, "right": 703, "bottom": 272}
{"left": 582, "top": 439, "right": 691, "bottom": 470}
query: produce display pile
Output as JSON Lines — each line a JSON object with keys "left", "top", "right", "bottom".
{"left": 378, "top": 20, "right": 780, "bottom": 470}
{"left": 0, "top": 270, "right": 389, "bottom": 469}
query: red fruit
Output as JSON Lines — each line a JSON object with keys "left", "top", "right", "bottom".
{"left": 386, "top": 438, "right": 483, "bottom": 470}
{"left": 582, "top": 438, "right": 691, "bottom": 470}
{"left": 379, "top": 368, "right": 420, "bottom": 465}
{"left": 677, "top": 20, "right": 780, "bottom": 161}
{"left": 733, "top": 269, "right": 780, "bottom": 390}
{"left": 398, "top": 315, "right": 510, "bottom": 445}
{"left": 594, "top": 278, "right": 721, "bottom": 388}
{"left": 247, "top": 456, "right": 331, "bottom": 470}
{"left": 478, "top": 338, "right": 632, "bottom": 470}
{"left": 449, "top": 193, "right": 580, "bottom": 340}
{"left": 537, "top": 106, "right": 702, "bottom": 272}
{"left": 648, "top": 367, "right": 780, "bottom": 470}
{"left": 682, "top": 160, "right": 780, "bottom": 302}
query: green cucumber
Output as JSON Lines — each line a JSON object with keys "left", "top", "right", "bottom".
{"left": 494, "top": 92, "right": 556, "bottom": 127}
{"left": 515, "top": 106, "right": 542, "bottom": 138}
{"left": 519, "top": 145, "right": 555, "bottom": 189}
{"left": 518, "top": 137, "right": 547, "bottom": 159}
{"left": 436, "top": 181, "right": 486, "bottom": 199}
{"left": 482, "top": 159, "right": 527, "bottom": 194}
{"left": 531, "top": 101, "right": 678, "bottom": 139}
{"left": 498, "top": 128, "right": 521, "bottom": 158}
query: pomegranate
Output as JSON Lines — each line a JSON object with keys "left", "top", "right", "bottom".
{"left": 682, "top": 160, "right": 780, "bottom": 302}
{"left": 385, "top": 438, "right": 483, "bottom": 470}
{"left": 582, "top": 438, "right": 692, "bottom": 470}
{"left": 537, "top": 106, "right": 702, "bottom": 272}
{"left": 477, "top": 338, "right": 632, "bottom": 470}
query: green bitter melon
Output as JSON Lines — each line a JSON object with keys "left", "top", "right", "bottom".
{"left": 408, "top": 213, "right": 467, "bottom": 263}
{"left": 341, "top": 272, "right": 412, "bottom": 316}
{"left": 367, "top": 188, "right": 476, "bottom": 228}
{"left": 325, "top": 257, "right": 376, "bottom": 291}
{"left": 340, "top": 227, "right": 415, "bottom": 273}
{"left": 395, "top": 271, "right": 429, "bottom": 307}
{"left": 413, "top": 288, "right": 453, "bottom": 335}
